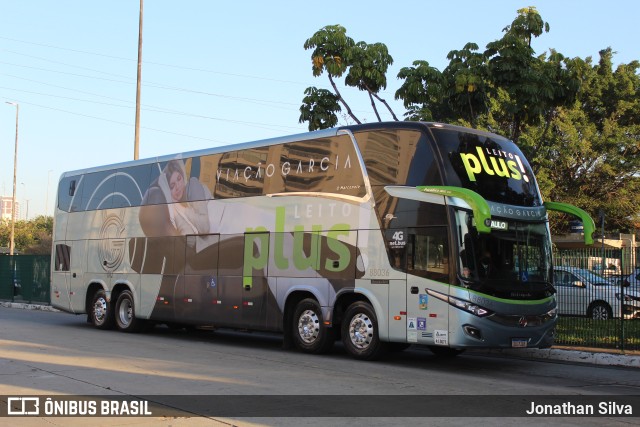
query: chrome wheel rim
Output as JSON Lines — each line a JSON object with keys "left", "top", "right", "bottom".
{"left": 93, "top": 297, "right": 108, "bottom": 325}
{"left": 118, "top": 298, "right": 133, "bottom": 327}
{"left": 348, "top": 313, "right": 374, "bottom": 350}
{"left": 297, "top": 309, "right": 320, "bottom": 344}
{"left": 592, "top": 306, "right": 609, "bottom": 320}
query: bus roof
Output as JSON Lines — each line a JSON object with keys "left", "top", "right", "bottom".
{"left": 59, "top": 122, "right": 490, "bottom": 178}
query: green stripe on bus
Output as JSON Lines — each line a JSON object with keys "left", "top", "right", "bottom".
{"left": 451, "top": 284, "right": 555, "bottom": 305}
{"left": 417, "top": 186, "right": 492, "bottom": 234}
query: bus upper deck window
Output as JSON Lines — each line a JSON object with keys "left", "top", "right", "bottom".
{"left": 69, "top": 180, "right": 76, "bottom": 196}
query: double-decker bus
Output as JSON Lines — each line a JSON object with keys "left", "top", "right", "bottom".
{"left": 51, "top": 122, "right": 594, "bottom": 359}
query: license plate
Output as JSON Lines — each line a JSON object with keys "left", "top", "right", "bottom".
{"left": 511, "top": 338, "right": 528, "bottom": 348}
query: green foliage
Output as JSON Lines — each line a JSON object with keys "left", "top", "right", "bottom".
{"left": 304, "top": 24, "right": 355, "bottom": 78}
{"left": 443, "top": 43, "right": 489, "bottom": 127}
{"left": 395, "top": 60, "right": 447, "bottom": 120}
{"left": 299, "top": 87, "right": 341, "bottom": 131}
{"left": 301, "top": 25, "right": 398, "bottom": 128}
{"left": 506, "top": 6, "right": 550, "bottom": 47}
{"left": 0, "top": 215, "right": 53, "bottom": 255}
{"left": 344, "top": 41, "right": 393, "bottom": 93}
{"left": 483, "top": 8, "right": 578, "bottom": 142}
{"left": 523, "top": 50, "right": 640, "bottom": 232}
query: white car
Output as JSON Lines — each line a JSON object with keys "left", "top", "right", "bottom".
{"left": 553, "top": 266, "right": 640, "bottom": 320}
{"left": 616, "top": 268, "right": 640, "bottom": 288}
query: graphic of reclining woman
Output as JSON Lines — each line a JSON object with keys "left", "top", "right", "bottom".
{"left": 139, "top": 158, "right": 218, "bottom": 253}
{"left": 162, "top": 159, "right": 211, "bottom": 236}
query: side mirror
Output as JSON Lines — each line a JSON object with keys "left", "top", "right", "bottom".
{"left": 572, "top": 281, "right": 586, "bottom": 288}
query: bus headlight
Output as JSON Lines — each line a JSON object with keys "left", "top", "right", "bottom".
{"left": 449, "top": 296, "right": 494, "bottom": 317}
{"left": 427, "top": 290, "right": 493, "bottom": 318}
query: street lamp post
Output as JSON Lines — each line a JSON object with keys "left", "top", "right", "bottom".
{"left": 20, "top": 182, "right": 25, "bottom": 220}
{"left": 5, "top": 101, "right": 19, "bottom": 255}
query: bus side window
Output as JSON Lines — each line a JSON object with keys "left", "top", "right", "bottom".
{"left": 55, "top": 244, "right": 71, "bottom": 271}
{"left": 407, "top": 227, "right": 449, "bottom": 282}
{"left": 57, "top": 176, "right": 80, "bottom": 212}
{"left": 385, "top": 228, "right": 407, "bottom": 270}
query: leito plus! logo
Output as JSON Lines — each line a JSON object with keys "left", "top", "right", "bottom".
{"left": 460, "top": 147, "right": 530, "bottom": 183}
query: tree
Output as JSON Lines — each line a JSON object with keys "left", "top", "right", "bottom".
{"left": 344, "top": 41, "right": 398, "bottom": 121}
{"left": 302, "top": 25, "right": 360, "bottom": 127}
{"left": 524, "top": 50, "right": 640, "bottom": 232}
{"left": 300, "top": 11, "right": 640, "bottom": 233}
{"left": 395, "top": 43, "right": 490, "bottom": 127}
{"left": 395, "top": 60, "right": 447, "bottom": 121}
{"left": 299, "top": 87, "right": 341, "bottom": 131}
{"left": 299, "top": 25, "right": 398, "bottom": 130}
{"left": 0, "top": 215, "right": 53, "bottom": 254}
{"left": 483, "top": 7, "right": 580, "bottom": 142}
{"left": 443, "top": 43, "right": 489, "bottom": 128}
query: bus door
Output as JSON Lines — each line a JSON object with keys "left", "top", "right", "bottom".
{"left": 404, "top": 227, "right": 451, "bottom": 345}
{"left": 178, "top": 234, "right": 220, "bottom": 323}
{"left": 64, "top": 239, "right": 87, "bottom": 313}
{"left": 241, "top": 231, "right": 270, "bottom": 329}
{"left": 213, "top": 232, "right": 268, "bottom": 328}
{"left": 52, "top": 241, "right": 73, "bottom": 312}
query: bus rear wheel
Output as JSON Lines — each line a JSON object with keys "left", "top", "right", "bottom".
{"left": 341, "top": 301, "right": 387, "bottom": 360}
{"left": 90, "top": 289, "right": 114, "bottom": 330}
{"left": 292, "top": 298, "right": 335, "bottom": 354}
{"left": 115, "top": 290, "right": 142, "bottom": 332}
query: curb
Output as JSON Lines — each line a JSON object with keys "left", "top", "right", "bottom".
{"left": 0, "top": 301, "right": 60, "bottom": 312}
{"left": 2, "top": 301, "right": 638, "bottom": 368}
{"left": 475, "top": 348, "right": 640, "bottom": 369}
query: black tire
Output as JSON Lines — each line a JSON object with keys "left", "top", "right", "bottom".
{"left": 341, "top": 301, "right": 387, "bottom": 360}
{"left": 89, "top": 288, "right": 114, "bottom": 330}
{"left": 114, "top": 290, "right": 143, "bottom": 332}
{"left": 292, "top": 298, "right": 335, "bottom": 354}
{"left": 588, "top": 302, "right": 613, "bottom": 320}
{"left": 428, "top": 346, "right": 465, "bottom": 358}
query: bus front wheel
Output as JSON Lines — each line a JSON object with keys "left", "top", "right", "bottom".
{"left": 292, "top": 298, "right": 335, "bottom": 354}
{"left": 341, "top": 301, "right": 387, "bottom": 360}
{"left": 115, "top": 290, "right": 142, "bottom": 332}
{"left": 90, "top": 289, "right": 114, "bottom": 330}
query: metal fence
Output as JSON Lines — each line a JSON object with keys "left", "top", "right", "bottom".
{"left": 553, "top": 247, "right": 640, "bottom": 351}
{"left": 0, "top": 255, "right": 50, "bottom": 304}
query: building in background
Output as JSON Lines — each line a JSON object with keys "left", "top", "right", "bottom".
{"left": 0, "top": 196, "right": 20, "bottom": 222}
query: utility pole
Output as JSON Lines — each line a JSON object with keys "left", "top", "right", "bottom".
{"left": 5, "top": 101, "right": 19, "bottom": 255}
{"left": 134, "top": 0, "right": 143, "bottom": 160}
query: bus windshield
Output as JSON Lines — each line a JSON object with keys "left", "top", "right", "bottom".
{"left": 456, "top": 210, "right": 553, "bottom": 300}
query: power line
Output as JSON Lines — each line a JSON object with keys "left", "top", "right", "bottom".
{"left": 0, "top": 60, "right": 382, "bottom": 117}
{"left": 0, "top": 83, "right": 302, "bottom": 131}
{"left": 0, "top": 35, "right": 311, "bottom": 86}
{"left": 0, "top": 60, "right": 302, "bottom": 110}
{"left": 0, "top": 36, "right": 402, "bottom": 125}
{"left": 3, "top": 98, "right": 230, "bottom": 144}
{"left": 0, "top": 37, "right": 399, "bottom": 101}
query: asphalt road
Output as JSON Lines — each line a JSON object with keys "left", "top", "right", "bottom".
{"left": 1, "top": 306, "right": 639, "bottom": 426}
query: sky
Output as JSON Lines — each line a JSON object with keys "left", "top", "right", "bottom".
{"left": 1, "top": 0, "right": 638, "bottom": 218}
